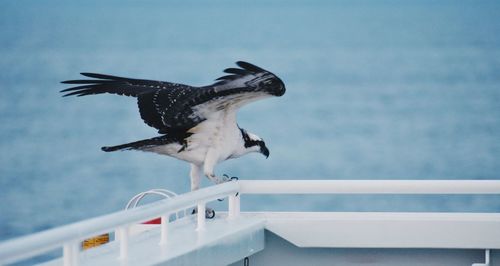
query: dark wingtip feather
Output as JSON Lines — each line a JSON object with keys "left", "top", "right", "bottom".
{"left": 223, "top": 67, "right": 248, "bottom": 75}
{"left": 236, "top": 61, "right": 265, "bottom": 73}
{"left": 61, "top": 93, "right": 76, "bottom": 97}
{"left": 101, "top": 146, "right": 116, "bottom": 152}
{"left": 60, "top": 85, "right": 89, "bottom": 92}
{"left": 215, "top": 74, "right": 239, "bottom": 81}
{"left": 61, "top": 91, "right": 84, "bottom": 97}
{"left": 80, "top": 72, "right": 110, "bottom": 79}
{"left": 61, "top": 79, "right": 110, "bottom": 84}
{"left": 79, "top": 72, "right": 129, "bottom": 80}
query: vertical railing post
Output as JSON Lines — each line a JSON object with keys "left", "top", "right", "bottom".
{"left": 63, "top": 244, "right": 71, "bottom": 266}
{"left": 63, "top": 241, "right": 78, "bottom": 266}
{"left": 228, "top": 194, "right": 240, "bottom": 220}
{"left": 159, "top": 214, "right": 169, "bottom": 245}
{"left": 235, "top": 194, "right": 240, "bottom": 215}
{"left": 118, "top": 226, "right": 129, "bottom": 260}
{"left": 196, "top": 203, "right": 206, "bottom": 231}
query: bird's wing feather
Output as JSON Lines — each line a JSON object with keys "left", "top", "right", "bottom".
{"left": 61, "top": 73, "right": 189, "bottom": 97}
{"left": 180, "top": 87, "right": 272, "bottom": 126}
{"left": 137, "top": 85, "right": 199, "bottom": 132}
{"left": 60, "top": 61, "right": 285, "bottom": 134}
{"left": 157, "top": 61, "right": 284, "bottom": 131}
{"left": 101, "top": 129, "right": 191, "bottom": 153}
{"left": 61, "top": 73, "right": 197, "bottom": 132}
{"left": 136, "top": 82, "right": 269, "bottom": 133}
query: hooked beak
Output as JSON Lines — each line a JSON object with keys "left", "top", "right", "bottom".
{"left": 260, "top": 145, "right": 270, "bottom": 159}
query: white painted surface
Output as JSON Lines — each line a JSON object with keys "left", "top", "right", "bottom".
{"left": 239, "top": 180, "right": 500, "bottom": 194}
{"left": 40, "top": 214, "right": 265, "bottom": 266}
{"left": 252, "top": 212, "right": 500, "bottom": 249}
{"left": 0, "top": 182, "right": 239, "bottom": 265}
{"left": 2, "top": 179, "right": 500, "bottom": 265}
{"left": 231, "top": 232, "right": 498, "bottom": 266}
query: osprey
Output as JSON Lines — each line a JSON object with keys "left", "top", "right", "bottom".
{"left": 61, "top": 61, "right": 286, "bottom": 192}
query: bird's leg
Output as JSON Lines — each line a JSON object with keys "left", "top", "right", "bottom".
{"left": 203, "top": 150, "right": 230, "bottom": 185}
{"left": 204, "top": 170, "right": 229, "bottom": 203}
{"left": 189, "top": 164, "right": 215, "bottom": 219}
{"left": 203, "top": 150, "right": 232, "bottom": 203}
{"left": 190, "top": 163, "right": 202, "bottom": 192}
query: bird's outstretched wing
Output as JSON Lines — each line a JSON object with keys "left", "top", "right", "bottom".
{"left": 155, "top": 61, "right": 286, "bottom": 132}
{"left": 61, "top": 61, "right": 285, "bottom": 133}
{"left": 61, "top": 73, "right": 198, "bottom": 132}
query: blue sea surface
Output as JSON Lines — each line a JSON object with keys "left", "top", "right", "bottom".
{"left": 1, "top": 0, "right": 500, "bottom": 245}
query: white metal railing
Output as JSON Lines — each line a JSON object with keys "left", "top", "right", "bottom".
{"left": 1, "top": 179, "right": 500, "bottom": 265}
{"left": 0, "top": 181, "right": 239, "bottom": 265}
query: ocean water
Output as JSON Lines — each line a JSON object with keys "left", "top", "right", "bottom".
{"left": 1, "top": 0, "right": 500, "bottom": 245}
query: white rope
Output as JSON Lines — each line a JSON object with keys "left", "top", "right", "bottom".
{"left": 125, "top": 189, "right": 186, "bottom": 220}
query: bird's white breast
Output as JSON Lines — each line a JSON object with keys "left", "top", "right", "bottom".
{"left": 151, "top": 108, "right": 242, "bottom": 165}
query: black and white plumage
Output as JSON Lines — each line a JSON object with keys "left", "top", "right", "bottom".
{"left": 61, "top": 61, "right": 286, "bottom": 191}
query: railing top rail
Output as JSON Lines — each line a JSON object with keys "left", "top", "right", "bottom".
{"left": 239, "top": 180, "right": 500, "bottom": 194}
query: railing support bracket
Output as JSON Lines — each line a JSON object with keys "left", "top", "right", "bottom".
{"left": 472, "top": 249, "right": 490, "bottom": 266}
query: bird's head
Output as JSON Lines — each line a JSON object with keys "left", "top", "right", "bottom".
{"left": 240, "top": 128, "right": 270, "bottom": 158}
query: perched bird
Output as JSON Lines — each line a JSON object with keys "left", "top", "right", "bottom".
{"left": 61, "top": 61, "right": 286, "bottom": 192}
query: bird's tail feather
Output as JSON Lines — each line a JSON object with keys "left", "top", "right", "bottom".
{"left": 101, "top": 135, "right": 174, "bottom": 152}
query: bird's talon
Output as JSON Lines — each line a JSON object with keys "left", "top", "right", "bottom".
{"left": 221, "top": 174, "right": 239, "bottom": 183}
{"left": 221, "top": 174, "right": 231, "bottom": 183}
